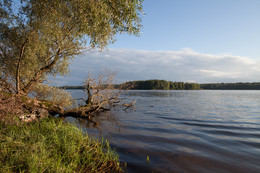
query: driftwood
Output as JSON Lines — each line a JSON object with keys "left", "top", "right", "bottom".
{"left": 122, "top": 99, "right": 136, "bottom": 107}
{"left": 122, "top": 99, "right": 136, "bottom": 111}
{"left": 1, "top": 71, "right": 137, "bottom": 123}
{"left": 0, "top": 92, "right": 137, "bottom": 124}
{"left": 47, "top": 98, "right": 136, "bottom": 120}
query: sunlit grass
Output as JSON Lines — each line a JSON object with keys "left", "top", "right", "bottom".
{"left": 0, "top": 117, "right": 121, "bottom": 173}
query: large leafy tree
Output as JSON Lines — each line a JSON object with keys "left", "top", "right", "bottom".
{"left": 0, "top": 0, "right": 143, "bottom": 94}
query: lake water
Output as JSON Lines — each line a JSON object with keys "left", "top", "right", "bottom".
{"left": 66, "top": 90, "right": 260, "bottom": 173}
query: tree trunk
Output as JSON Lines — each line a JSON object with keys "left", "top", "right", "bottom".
{"left": 16, "top": 38, "right": 28, "bottom": 95}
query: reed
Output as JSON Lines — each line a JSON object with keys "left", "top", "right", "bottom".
{"left": 0, "top": 118, "right": 121, "bottom": 173}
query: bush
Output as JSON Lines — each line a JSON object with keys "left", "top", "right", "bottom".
{"left": 32, "top": 84, "right": 75, "bottom": 109}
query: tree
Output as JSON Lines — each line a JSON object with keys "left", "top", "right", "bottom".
{"left": 0, "top": 0, "right": 143, "bottom": 95}
{"left": 57, "top": 70, "right": 135, "bottom": 119}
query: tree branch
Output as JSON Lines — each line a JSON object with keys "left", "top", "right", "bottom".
{"left": 22, "top": 48, "right": 61, "bottom": 94}
{"left": 22, "top": 26, "right": 75, "bottom": 94}
{"left": 16, "top": 38, "right": 28, "bottom": 94}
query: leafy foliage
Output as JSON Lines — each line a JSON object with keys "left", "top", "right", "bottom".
{"left": 0, "top": 0, "right": 143, "bottom": 94}
{"left": 32, "top": 84, "right": 74, "bottom": 108}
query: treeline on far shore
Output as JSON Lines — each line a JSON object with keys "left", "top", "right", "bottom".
{"left": 60, "top": 80, "right": 260, "bottom": 90}
{"left": 123, "top": 80, "right": 200, "bottom": 90}
{"left": 200, "top": 82, "right": 260, "bottom": 90}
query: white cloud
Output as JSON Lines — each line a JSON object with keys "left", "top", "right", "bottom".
{"left": 195, "top": 70, "right": 241, "bottom": 78}
{"left": 50, "top": 48, "right": 260, "bottom": 85}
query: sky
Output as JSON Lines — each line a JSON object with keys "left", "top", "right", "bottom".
{"left": 52, "top": 0, "right": 260, "bottom": 86}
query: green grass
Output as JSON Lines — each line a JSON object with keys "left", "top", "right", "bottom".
{"left": 0, "top": 118, "right": 122, "bottom": 173}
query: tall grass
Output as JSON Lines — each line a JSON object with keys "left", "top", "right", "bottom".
{"left": 0, "top": 118, "right": 121, "bottom": 173}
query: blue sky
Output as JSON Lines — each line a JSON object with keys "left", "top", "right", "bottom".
{"left": 53, "top": 0, "right": 260, "bottom": 85}
{"left": 111, "top": 0, "right": 260, "bottom": 58}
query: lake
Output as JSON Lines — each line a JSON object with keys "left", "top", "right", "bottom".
{"left": 65, "top": 90, "right": 260, "bottom": 173}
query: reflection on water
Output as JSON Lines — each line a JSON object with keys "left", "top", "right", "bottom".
{"left": 66, "top": 90, "right": 260, "bottom": 173}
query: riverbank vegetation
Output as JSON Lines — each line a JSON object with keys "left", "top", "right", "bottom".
{"left": 0, "top": 0, "right": 143, "bottom": 120}
{"left": 0, "top": 1, "right": 143, "bottom": 172}
{"left": 0, "top": 117, "right": 121, "bottom": 173}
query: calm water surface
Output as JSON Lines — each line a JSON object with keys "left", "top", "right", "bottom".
{"left": 66, "top": 90, "right": 260, "bottom": 173}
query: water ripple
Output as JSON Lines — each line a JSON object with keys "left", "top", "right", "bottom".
{"left": 68, "top": 90, "right": 260, "bottom": 173}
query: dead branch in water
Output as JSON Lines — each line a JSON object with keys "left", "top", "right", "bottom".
{"left": 49, "top": 70, "right": 136, "bottom": 120}
{"left": 123, "top": 99, "right": 137, "bottom": 111}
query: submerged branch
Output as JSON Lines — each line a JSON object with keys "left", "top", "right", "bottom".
{"left": 123, "top": 99, "right": 136, "bottom": 111}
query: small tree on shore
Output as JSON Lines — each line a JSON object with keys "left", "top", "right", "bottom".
{"left": 84, "top": 71, "right": 119, "bottom": 107}
{"left": 60, "top": 70, "right": 135, "bottom": 119}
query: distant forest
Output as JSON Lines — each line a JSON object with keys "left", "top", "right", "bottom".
{"left": 60, "top": 80, "right": 260, "bottom": 90}
{"left": 124, "top": 80, "right": 200, "bottom": 90}
{"left": 200, "top": 82, "right": 260, "bottom": 90}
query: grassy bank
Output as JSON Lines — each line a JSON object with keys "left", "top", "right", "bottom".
{"left": 0, "top": 118, "right": 121, "bottom": 173}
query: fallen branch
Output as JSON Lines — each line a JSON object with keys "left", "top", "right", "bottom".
{"left": 123, "top": 99, "right": 136, "bottom": 110}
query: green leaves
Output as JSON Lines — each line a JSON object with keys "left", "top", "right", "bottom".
{"left": 26, "top": 0, "right": 143, "bottom": 48}
{"left": 0, "top": 0, "right": 143, "bottom": 94}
